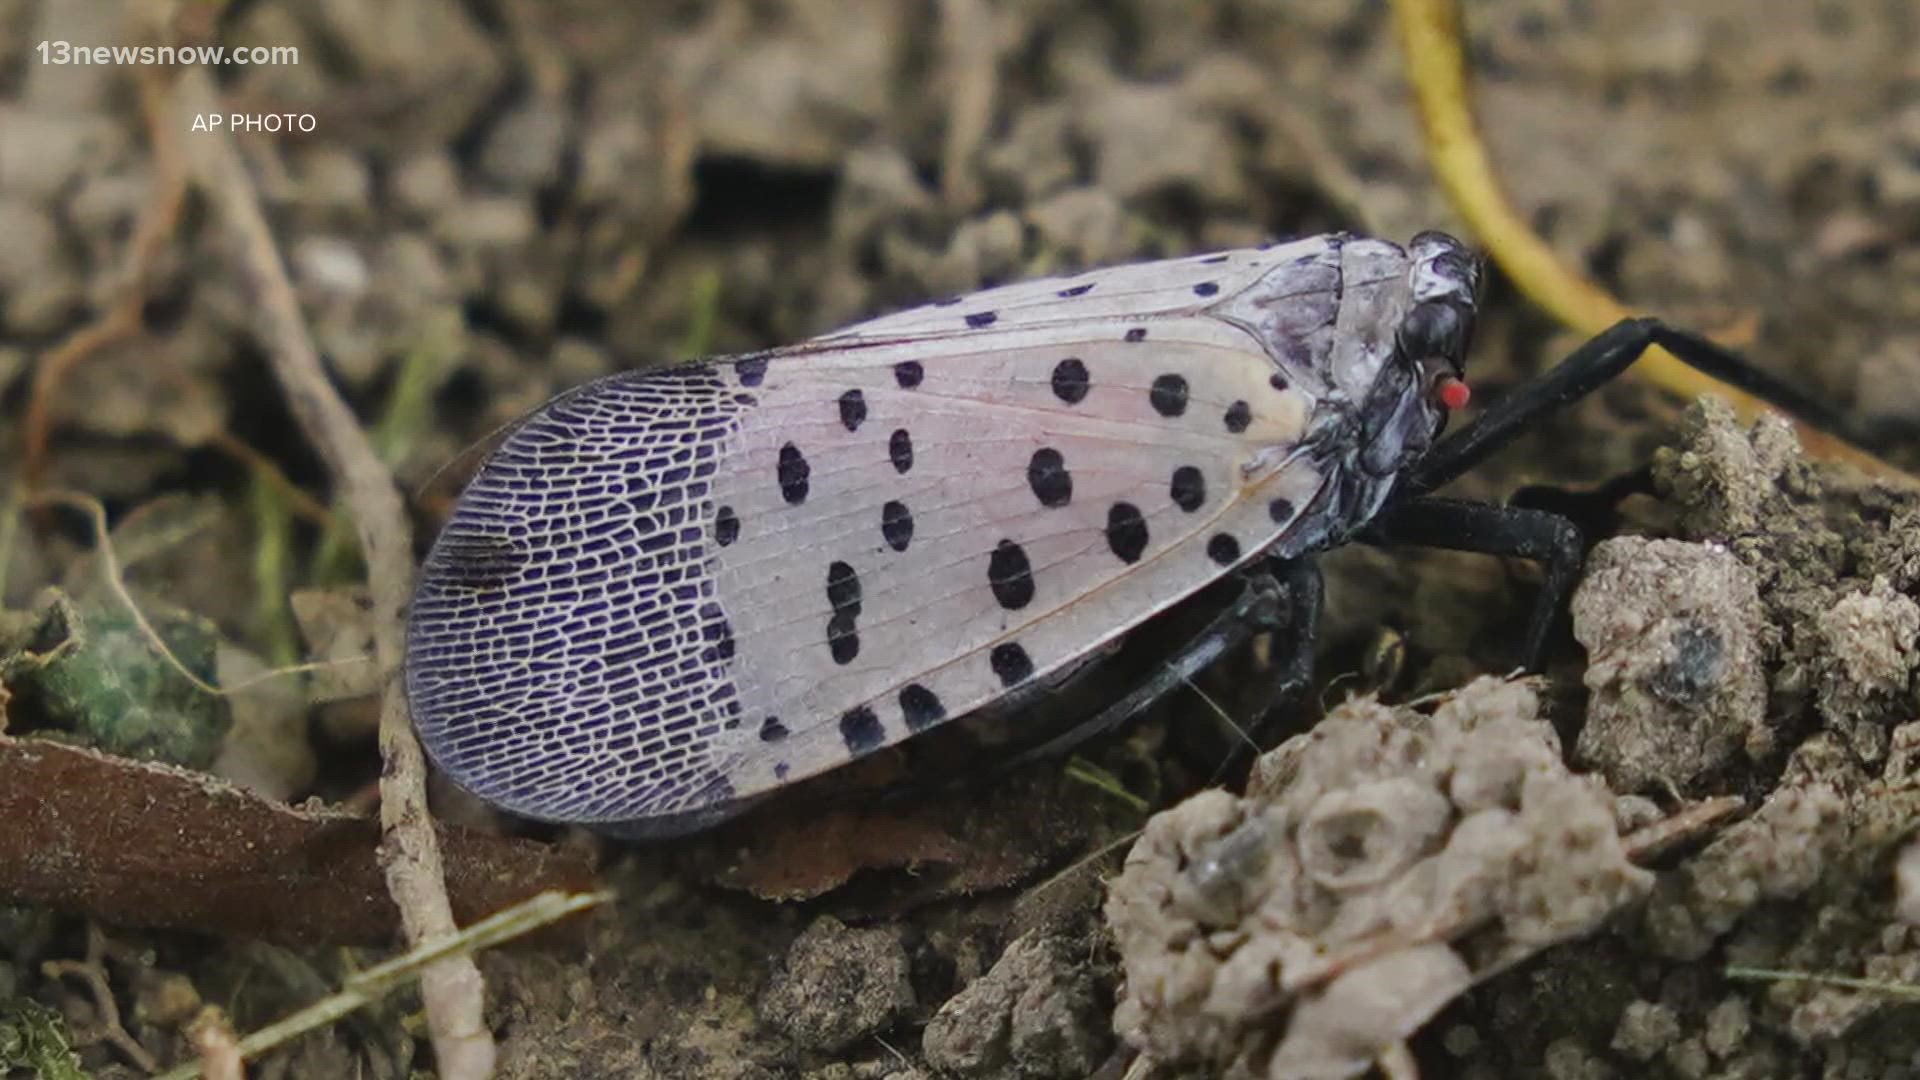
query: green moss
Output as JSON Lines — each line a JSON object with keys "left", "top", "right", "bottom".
{"left": 0, "top": 998, "right": 86, "bottom": 1080}
{"left": 9, "top": 591, "right": 231, "bottom": 768}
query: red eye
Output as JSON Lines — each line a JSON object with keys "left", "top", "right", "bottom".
{"left": 1436, "top": 375, "right": 1471, "bottom": 411}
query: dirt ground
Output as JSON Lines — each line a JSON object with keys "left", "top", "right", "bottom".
{"left": 3, "top": 0, "right": 1919, "bottom": 1078}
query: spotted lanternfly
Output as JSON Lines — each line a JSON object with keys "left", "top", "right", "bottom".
{"left": 406, "top": 230, "right": 1813, "bottom": 836}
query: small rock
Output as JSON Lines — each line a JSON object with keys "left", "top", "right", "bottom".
{"left": 1024, "top": 188, "right": 1132, "bottom": 268}
{"left": 981, "top": 104, "right": 1079, "bottom": 203}
{"left": 1082, "top": 75, "right": 1245, "bottom": 206}
{"left": 438, "top": 195, "right": 538, "bottom": 250}
{"left": 0, "top": 105, "right": 124, "bottom": 198}
{"left": 1108, "top": 678, "right": 1650, "bottom": 1080}
{"left": 1571, "top": 537, "right": 1768, "bottom": 791}
{"left": 1897, "top": 839, "right": 1920, "bottom": 927}
{"left": 0, "top": 197, "right": 62, "bottom": 291}
{"left": 922, "top": 932, "right": 1105, "bottom": 1078}
{"left": 209, "top": 643, "right": 318, "bottom": 800}
{"left": 760, "top": 916, "right": 914, "bottom": 1054}
{"left": 479, "top": 96, "right": 573, "bottom": 190}
{"left": 1542, "top": 1037, "right": 1614, "bottom": 1080}
{"left": 1650, "top": 397, "right": 1800, "bottom": 540}
{"left": 391, "top": 152, "right": 464, "bottom": 218}
{"left": 289, "top": 588, "right": 381, "bottom": 702}
{"left": 1868, "top": 506, "right": 1920, "bottom": 593}
{"left": 1817, "top": 578, "right": 1919, "bottom": 696}
{"left": 1702, "top": 995, "right": 1750, "bottom": 1059}
{"left": 1849, "top": 335, "right": 1920, "bottom": 430}
{"left": 133, "top": 970, "right": 202, "bottom": 1028}
{"left": 1662, "top": 1035, "right": 1711, "bottom": 1080}
{"left": 1813, "top": 577, "right": 1920, "bottom": 761}
{"left": 288, "top": 147, "right": 375, "bottom": 228}
{"left": 1610, "top": 1000, "right": 1679, "bottom": 1062}
{"left": 686, "top": 5, "right": 900, "bottom": 169}
{"left": 1641, "top": 779, "right": 1846, "bottom": 960}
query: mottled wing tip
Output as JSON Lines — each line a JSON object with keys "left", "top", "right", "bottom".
{"left": 404, "top": 366, "right": 756, "bottom": 838}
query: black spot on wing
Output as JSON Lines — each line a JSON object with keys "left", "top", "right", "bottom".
{"left": 1106, "top": 502, "right": 1149, "bottom": 564}
{"left": 1051, "top": 358, "right": 1090, "bottom": 404}
{"left": 990, "top": 642, "right": 1035, "bottom": 686}
{"left": 838, "top": 389, "right": 867, "bottom": 432}
{"left": 988, "top": 540, "right": 1035, "bottom": 610}
{"left": 1207, "top": 533, "right": 1242, "bottom": 565}
{"left": 881, "top": 500, "right": 914, "bottom": 551}
{"left": 1027, "top": 447, "right": 1073, "bottom": 508}
{"left": 778, "top": 443, "right": 810, "bottom": 504}
{"left": 840, "top": 705, "right": 884, "bottom": 754}
{"left": 899, "top": 684, "right": 946, "bottom": 731}
{"left": 827, "top": 612, "right": 860, "bottom": 664}
{"left": 826, "top": 561, "right": 862, "bottom": 615}
{"left": 889, "top": 429, "right": 913, "bottom": 474}
{"left": 826, "top": 561, "right": 863, "bottom": 665}
{"left": 1150, "top": 374, "right": 1189, "bottom": 417}
{"left": 1170, "top": 467, "right": 1205, "bottom": 512}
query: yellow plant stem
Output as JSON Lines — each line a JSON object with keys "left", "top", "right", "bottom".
{"left": 1389, "top": 0, "right": 1905, "bottom": 481}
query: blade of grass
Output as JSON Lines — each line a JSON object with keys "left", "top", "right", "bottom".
{"left": 154, "top": 890, "right": 609, "bottom": 1080}
{"left": 1725, "top": 966, "right": 1920, "bottom": 1001}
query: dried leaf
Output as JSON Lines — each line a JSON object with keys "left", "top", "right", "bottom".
{"left": 0, "top": 735, "right": 595, "bottom": 945}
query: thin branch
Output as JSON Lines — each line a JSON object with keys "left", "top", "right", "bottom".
{"left": 174, "top": 66, "right": 495, "bottom": 1078}
{"left": 41, "top": 925, "right": 161, "bottom": 1074}
{"left": 21, "top": 60, "right": 190, "bottom": 491}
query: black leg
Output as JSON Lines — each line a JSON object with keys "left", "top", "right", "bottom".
{"left": 1408, "top": 318, "right": 1855, "bottom": 496}
{"left": 1359, "top": 496, "right": 1582, "bottom": 671}
{"left": 1508, "top": 463, "right": 1656, "bottom": 541}
{"left": 994, "top": 556, "right": 1323, "bottom": 772}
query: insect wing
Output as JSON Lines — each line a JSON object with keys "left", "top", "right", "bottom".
{"left": 819, "top": 235, "right": 1338, "bottom": 342}
{"left": 408, "top": 249, "right": 1338, "bottom": 833}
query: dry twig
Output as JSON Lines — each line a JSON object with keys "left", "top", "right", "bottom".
{"left": 174, "top": 67, "right": 494, "bottom": 1077}
{"left": 20, "top": 64, "right": 190, "bottom": 491}
{"left": 41, "top": 924, "right": 161, "bottom": 1074}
